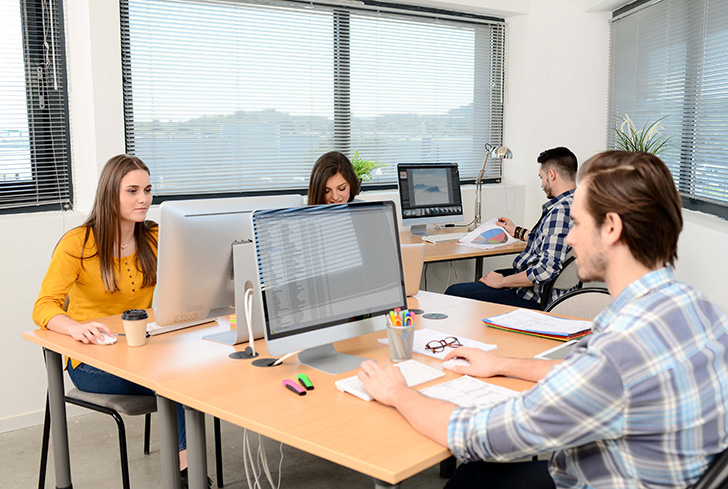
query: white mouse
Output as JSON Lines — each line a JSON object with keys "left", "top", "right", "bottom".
{"left": 96, "top": 332, "right": 117, "bottom": 345}
{"left": 441, "top": 357, "right": 470, "bottom": 370}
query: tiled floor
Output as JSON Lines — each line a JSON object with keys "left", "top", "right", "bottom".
{"left": 1, "top": 412, "right": 446, "bottom": 488}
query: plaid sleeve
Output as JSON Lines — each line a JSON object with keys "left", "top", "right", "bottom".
{"left": 447, "top": 349, "right": 626, "bottom": 463}
{"left": 524, "top": 203, "right": 571, "bottom": 285}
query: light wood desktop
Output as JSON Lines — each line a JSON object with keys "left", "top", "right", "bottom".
{"left": 24, "top": 291, "right": 562, "bottom": 489}
{"left": 399, "top": 227, "right": 526, "bottom": 280}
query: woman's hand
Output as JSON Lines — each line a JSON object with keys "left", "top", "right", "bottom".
{"left": 47, "top": 315, "right": 114, "bottom": 344}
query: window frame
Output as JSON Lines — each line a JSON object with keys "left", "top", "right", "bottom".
{"left": 120, "top": 0, "right": 506, "bottom": 203}
{"left": 609, "top": 0, "right": 728, "bottom": 221}
{"left": 0, "top": 0, "right": 73, "bottom": 214}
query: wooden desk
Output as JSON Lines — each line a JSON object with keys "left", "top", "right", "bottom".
{"left": 399, "top": 228, "right": 526, "bottom": 280}
{"left": 24, "top": 291, "right": 560, "bottom": 489}
{"left": 23, "top": 315, "right": 241, "bottom": 488}
{"left": 157, "top": 292, "right": 558, "bottom": 488}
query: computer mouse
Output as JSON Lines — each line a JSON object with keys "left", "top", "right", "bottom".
{"left": 441, "top": 357, "right": 470, "bottom": 370}
{"left": 95, "top": 332, "right": 117, "bottom": 345}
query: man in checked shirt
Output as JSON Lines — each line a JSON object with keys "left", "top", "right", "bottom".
{"left": 360, "top": 151, "right": 728, "bottom": 488}
{"left": 446, "top": 147, "right": 578, "bottom": 310}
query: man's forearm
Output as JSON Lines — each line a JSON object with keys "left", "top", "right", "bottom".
{"left": 497, "top": 356, "right": 560, "bottom": 382}
{"left": 500, "top": 270, "right": 534, "bottom": 288}
{"left": 392, "top": 387, "right": 459, "bottom": 446}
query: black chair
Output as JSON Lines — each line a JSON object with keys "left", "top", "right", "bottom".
{"left": 539, "top": 253, "right": 582, "bottom": 310}
{"left": 693, "top": 447, "right": 728, "bottom": 489}
{"left": 39, "top": 383, "right": 226, "bottom": 488}
{"left": 545, "top": 287, "right": 612, "bottom": 320}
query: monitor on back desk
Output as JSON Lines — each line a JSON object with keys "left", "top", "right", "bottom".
{"left": 397, "top": 163, "right": 464, "bottom": 236}
{"left": 253, "top": 201, "right": 407, "bottom": 374}
{"left": 154, "top": 194, "right": 303, "bottom": 345}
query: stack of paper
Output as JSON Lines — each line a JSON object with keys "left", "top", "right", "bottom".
{"left": 378, "top": 328, "right": 497, "bottom": 360}
{"left": 457, "top": 218, "right": 520, "bottom": 250}
{"left": 482, "top": 309, "right": 591, "bottom": 341}
{"left": 420, "top": 376, "right": 519, "bottom": 408}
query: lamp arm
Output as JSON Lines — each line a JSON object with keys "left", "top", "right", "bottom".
{"left": 473, "top": 153, "right": 489, "bottom": 228}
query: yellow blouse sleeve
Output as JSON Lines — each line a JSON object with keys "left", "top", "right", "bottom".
{"left": 32, "top": 229, "right": 87, "bottom": 329}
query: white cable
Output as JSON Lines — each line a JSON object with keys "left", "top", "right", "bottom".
{"left": 276, "top": 443, "right": 284, "bottom": 489}
{"left": 244, "top": 287, "right": 255, "bottom": 355}
{"left": 243, "top": 429, "right": 260, "bottom": 488}
{"left": 258, "top": 433, "right": 275, "bottom": 487}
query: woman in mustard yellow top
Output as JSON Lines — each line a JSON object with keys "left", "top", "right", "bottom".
{"left": 33, "top": 155, "right": 199, "bottom": 484}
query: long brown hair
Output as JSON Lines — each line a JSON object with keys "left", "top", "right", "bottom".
{"left": 307, "top": 151, "right": 359, "bottom": 205}
{"left": 579, "top": 151, "right": 682, "bottom": 268}
{"left": 81, "top": 154, "right": 157, "bottom": 292}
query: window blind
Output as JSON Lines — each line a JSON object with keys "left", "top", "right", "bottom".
{"left": 121, "top": 0, "right": 505, "bottom": 198}
{"left": 0, "top": 0, "right": 71, "bottom": 213}
{"left": 609, "top": 0, "right": 728, "bottom": 218}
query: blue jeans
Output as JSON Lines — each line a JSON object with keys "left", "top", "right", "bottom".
{"left": 445, "top": 268, "right": 540, "bottom": 309}
{"left": 67, "top": 360, "right": 186, "bottom": 450}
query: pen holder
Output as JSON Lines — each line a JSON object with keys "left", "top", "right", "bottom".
{"left": 386, "top": 322, "right": 414, "bottom": 362}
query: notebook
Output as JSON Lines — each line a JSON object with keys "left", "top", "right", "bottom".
{"left": 401, "top": 243, "right": 426, "bottom": 297}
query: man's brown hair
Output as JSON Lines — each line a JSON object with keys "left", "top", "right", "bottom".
{"left": 579, "top": 151, "right": 682, "bottom": 268}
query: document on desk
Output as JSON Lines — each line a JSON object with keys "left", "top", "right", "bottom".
{"left": 378, "top": 328, "right": 497, "bottom": 360}
{"left": 457, "top": 218, "right": 520, "bottom": 250}
{"left": 483, "top": 309, "right": 591, "bottom": 341}
{"left": 420, "top": 376, "right": 519, "bottom": 408}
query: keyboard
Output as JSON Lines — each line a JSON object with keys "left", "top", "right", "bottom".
{"left": 146, "top": 319, "right": 216, "bottom": 336}
{"left": 335, "top": 359, "right": 445, "bottom": 402}
{"left": 421, "top": 232, "right": 468, "bottom": 244}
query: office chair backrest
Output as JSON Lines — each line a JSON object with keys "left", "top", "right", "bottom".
{"left": 693, "top": 447, "right": 728, "bottom": 489}
{"left": 545, "top": 287, "right": 612, "bottom": 320}
{"left": 540, "top": 251, "right": 582, "bottom": 309}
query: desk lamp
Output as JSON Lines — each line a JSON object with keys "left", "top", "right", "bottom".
{"left": 471, "top": 143, "right": 512, "bottom": 230}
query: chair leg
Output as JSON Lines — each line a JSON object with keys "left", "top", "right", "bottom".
{"left": 38, "top": 393, "right": 51, "bottom": 489}
{"left": 109, "top": 411, "right": 131, "bottom": 489}
{"left": 144, "top": 413, "right": 152, "bottom": 455}
{"left": 214, "top": 416, "right": 224, "bottom": 487}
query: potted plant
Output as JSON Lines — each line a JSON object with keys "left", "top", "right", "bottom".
{"left": 614, "top": 114, "right": 671, "bottom": 155}
{"left": 351, "top": 151, "right": 386, "bottom": 182}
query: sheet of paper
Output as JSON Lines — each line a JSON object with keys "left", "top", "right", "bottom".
{"left": 420, "top": 375, "right": 519, "bottom": 408}
{"left": 457, "top": 218, "right": 519, "bottom": 250}
{"left": 484, "top": 309, "right": 591, "bottom": 336}
{"left": 378, "top": 328, "right": 497, "bottom": 360}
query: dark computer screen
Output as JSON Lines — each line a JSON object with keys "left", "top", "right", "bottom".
{"left": 397, "top": 163, "right": 463, "bottom": 234}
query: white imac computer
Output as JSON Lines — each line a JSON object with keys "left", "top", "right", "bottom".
{"left": 154, "top": 194, "right": 303, "bottom": 347}
{"left": 253, "top": 201, "right": 408, "bottom": 374}
{"left": 397, "top": 163, "right": 464, "bottom": 235}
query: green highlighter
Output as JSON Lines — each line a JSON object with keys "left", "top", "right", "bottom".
{"left": 297, "top": 374, "right": 314, "bottom": 391}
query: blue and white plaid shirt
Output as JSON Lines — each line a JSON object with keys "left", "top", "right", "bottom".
{"left": 448, "top": 268, "right": 728, "bottom": 488}
{"left": 512, "top": 189, "right": 574, "bottom": 304}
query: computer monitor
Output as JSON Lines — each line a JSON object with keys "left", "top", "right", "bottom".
{"left": 253, "top": 201, "right": 407, "bottom": 374}
{"left": 155, "top": 194, "right": 303, "bottom": 346}
{"left": 397, "top": 163, "right": 464, "bottom": 235}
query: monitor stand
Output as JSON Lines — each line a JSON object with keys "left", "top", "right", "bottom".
{"left": 203, "top": 240, "right": 262, "bottom": 347}
{"left": 298, "top": 344, "right": 371, "bottom": 375}
{"left": 409, "top": 224, "right": 428, "bottom": 236}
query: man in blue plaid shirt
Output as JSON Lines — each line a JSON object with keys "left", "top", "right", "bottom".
{"left": 446, "top": 147, "right": 577, "bottom": 309}
{"left": 360, "top": 151, "right": 728, "bottom": 488}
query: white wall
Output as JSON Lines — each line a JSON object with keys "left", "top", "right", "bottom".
{"left": 3, "top": 0, "right": 728, "bottom": 434}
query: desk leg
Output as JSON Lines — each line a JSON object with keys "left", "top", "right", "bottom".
{"left": 157, "top": 396, "right": 180, "bottom": 488}
{"left": 474, "top": 257, "right": 483, "bottom": 281}
{"left": 185, "top": 406, "right": 208, "bottom": 489}
{"left": 44, "top": 348, "right": 72, "bottom": 489}
{"left": 373, "top": 479, "right": 401, "bottom": 489}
